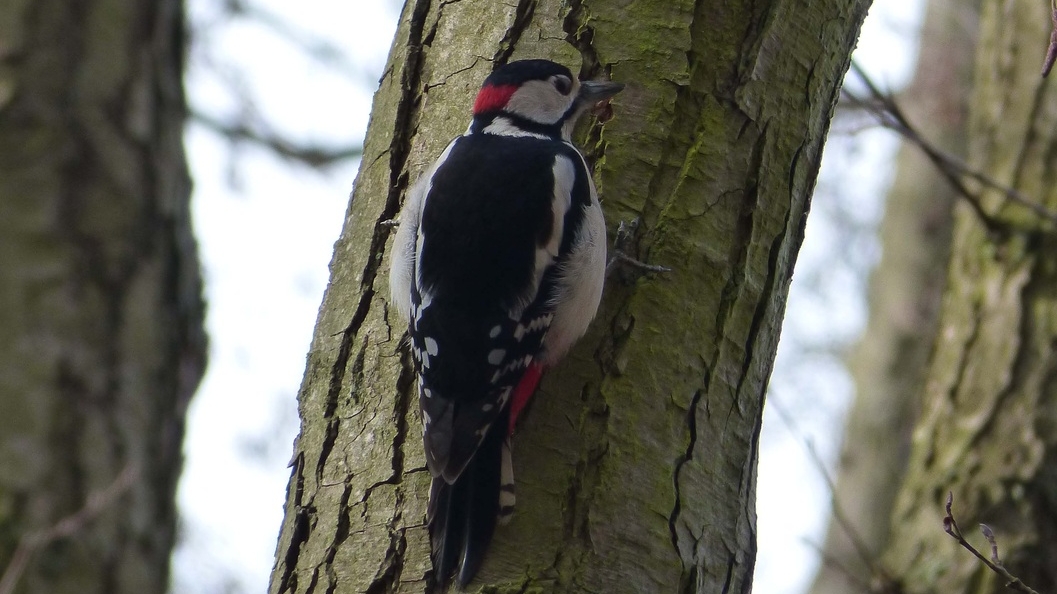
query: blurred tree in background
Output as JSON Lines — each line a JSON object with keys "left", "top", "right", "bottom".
{"left": 0, "top": 0, "right": 206, "bottom": 593}
{"left": 808, "top": 0, "right": 974, "bottom": 590}
{"left": 877, "top": 0, "right": 1057, "bottom": 589}
{"left": 812, "top": 0, "right": 1057, "bottom": 591}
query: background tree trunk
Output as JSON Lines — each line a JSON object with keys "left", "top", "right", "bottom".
{"left": 0, "top": 1, "right": 206, "bottom": 593}
{"left": 269, "top": 0, "right": 869, "bottom": 591}
{"left": 879, "top": 0, "right": 1057, "bottom": 589}
{"left": 807, "top": 0, "right": 976, "bottom": 591}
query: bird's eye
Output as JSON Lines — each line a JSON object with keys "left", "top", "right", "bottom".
{"left": 551, "top": 75, "right": 573, "bottom": 95}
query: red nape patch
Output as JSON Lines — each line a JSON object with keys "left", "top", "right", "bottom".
{"left": 473, "top": 84, "right": 517, "bottom": 114}
{"left": 509, "top": 363, "right": 544, "bottom": 433}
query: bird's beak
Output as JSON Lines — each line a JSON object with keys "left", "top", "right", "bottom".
{"left": 577, "top": 80, "right": 625, "bottom": 103}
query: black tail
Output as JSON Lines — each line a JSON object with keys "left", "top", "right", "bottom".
{"left": 428, "top": 408, "right": 509, "bottom": 590}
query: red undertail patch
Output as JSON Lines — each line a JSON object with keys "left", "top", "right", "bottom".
{"left": 473, "top": 84, "right": 517, "bottom": 115}
{"left": 509, "top": 363, "right": 544, "bottom": 433}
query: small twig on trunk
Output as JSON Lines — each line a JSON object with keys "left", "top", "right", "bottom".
{"left": 191, "top": 110, "right": 363, "bottom": 168}
{"left": 0, "top": 463, "right": 139, "bottom": 594}
{"left": 942, "top": 492, "right": 1041, "bottom": 594}
{"left": 605, "top": 219, "right": 672, "bottom": 279}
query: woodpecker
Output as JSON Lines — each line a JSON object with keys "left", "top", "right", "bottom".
{"left": 389, "top": 59, "right": 623, "bottom": 589}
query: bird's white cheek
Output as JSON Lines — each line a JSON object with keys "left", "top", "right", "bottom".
{"left": 504, "top": 80, "right": 574, "bottom": 125}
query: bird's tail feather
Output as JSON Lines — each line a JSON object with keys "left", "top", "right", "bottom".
{"left": 497, "top": 437, "right": 515, "bottom": 524}
{"left": 428, "top": 408, "right": 511, "bottom": 590}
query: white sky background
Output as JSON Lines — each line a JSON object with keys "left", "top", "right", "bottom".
{"left": 172, "top": 1, "right": 925, "bottom": 593}
{"left": 755, "top": 3, "right": 926, "bottom": 591}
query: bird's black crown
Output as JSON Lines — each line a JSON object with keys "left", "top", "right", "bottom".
{"left": 481, "top": 59, "right": 573, "bottom": 88}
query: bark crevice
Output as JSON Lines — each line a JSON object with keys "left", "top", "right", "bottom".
{"left": 276, "top": 454, "right": 309, "bottom": 594}
{"left": 668, "top": 385, "right": 703, "bottom": 564}
{"left": 494, "top": 0, "right": 537, "bottom": 65}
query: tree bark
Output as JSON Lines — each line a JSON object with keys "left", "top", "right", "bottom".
{"left": 807, "top": 1, "right": 975, "bottom": 592}
{"left": 269, "top": 0, "right": 870, "bottom": 592}
{"left": 0, "top": 1, "right": 206, "bottom": 593}
{"left": 879, "top": 0, "right": 1057, "bottom": 590}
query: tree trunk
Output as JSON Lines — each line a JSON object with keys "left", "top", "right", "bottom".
{"left": 269, "top": 0, "right": 869, "bottom": 592}
{"left": 807, "top": 1, "right": 975, "bottom": 592}
{"left": 0, "top": 1, "right": 206, "bottom": 593}
{"left": 879, "top": 0, "right": 1057, "bottom": 590}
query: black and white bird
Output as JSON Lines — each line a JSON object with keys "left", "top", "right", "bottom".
{"left": 389, "top": 59, "right": 623, "bottom": 588}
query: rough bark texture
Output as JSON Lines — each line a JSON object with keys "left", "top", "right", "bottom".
{"left": 879, "top": 0, "right": 1057, "bottom": 590}
{"left": 807, "top": 1, "right": 974, "bottom": 592}
{"left": 0, "top": 0, "right": 205, "bottom": 592}
{"left": 269, "top": 0, "right": 870, "bottom": 592}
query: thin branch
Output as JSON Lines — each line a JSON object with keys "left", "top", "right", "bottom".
{"left": 0, "top": 463, "right": 139, "bottom": 594}
{"left": 1044, "top": 0, "right": 1057, "bottom": 77}
{"left": 979, "top": 523, "right": 1001, "bottom": 565}
{"left": 942, "top": 492, "right": 1042, "bottom": 594}
{"left": 218, "top": 0, "right": 383, "bottom": 87}
{"left": 802, "top": 539, "right": 877, "bottom": 593}
{"left": 765, "top": 398, "right": 899, "bottom": 591}
{"left": 802, "top": 439, "right": 880, "bottom": 573}
{"left": 191, "top": 110, "right": 363, "bottom": 168}
{"left": 844, "top": 60, "right": 1057, "bottom": 231}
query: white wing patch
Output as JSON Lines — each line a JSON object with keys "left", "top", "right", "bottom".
{"left": 534, "top": 155, "right": 576, "bottom": 285}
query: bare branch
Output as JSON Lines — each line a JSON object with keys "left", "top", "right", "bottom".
{"left": 1044, "top": 0, "right": 1057, "bottom": 77}
{"left": 191, "top": 110, "right": 363, "bottom": 169}
{"left": 942, "top": 493, "right": 1041, "bottom": 594}
{"left": 765, "top": 399, "right": 900, "bottom": 591}
{"left": 0, "top": 463, "right": 139, "bottom": 594}
{"left": 803, "top": 439, "right": 880, "bottom": 573}
{"left": 844, "top": 61, "right": 1057, "bottom": 232}
{"left": 802, "top": 540, "right": 877, "bottom": 593}
{"left": 979, "top": 523, "right": 1001, "bottom": 565}
{"left": 218, "top": 0, "right": 383, "bottom": 87}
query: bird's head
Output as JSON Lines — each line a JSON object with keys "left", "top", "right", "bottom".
{"left": 471, "top": 59, "right": 624, "bottom": 140}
